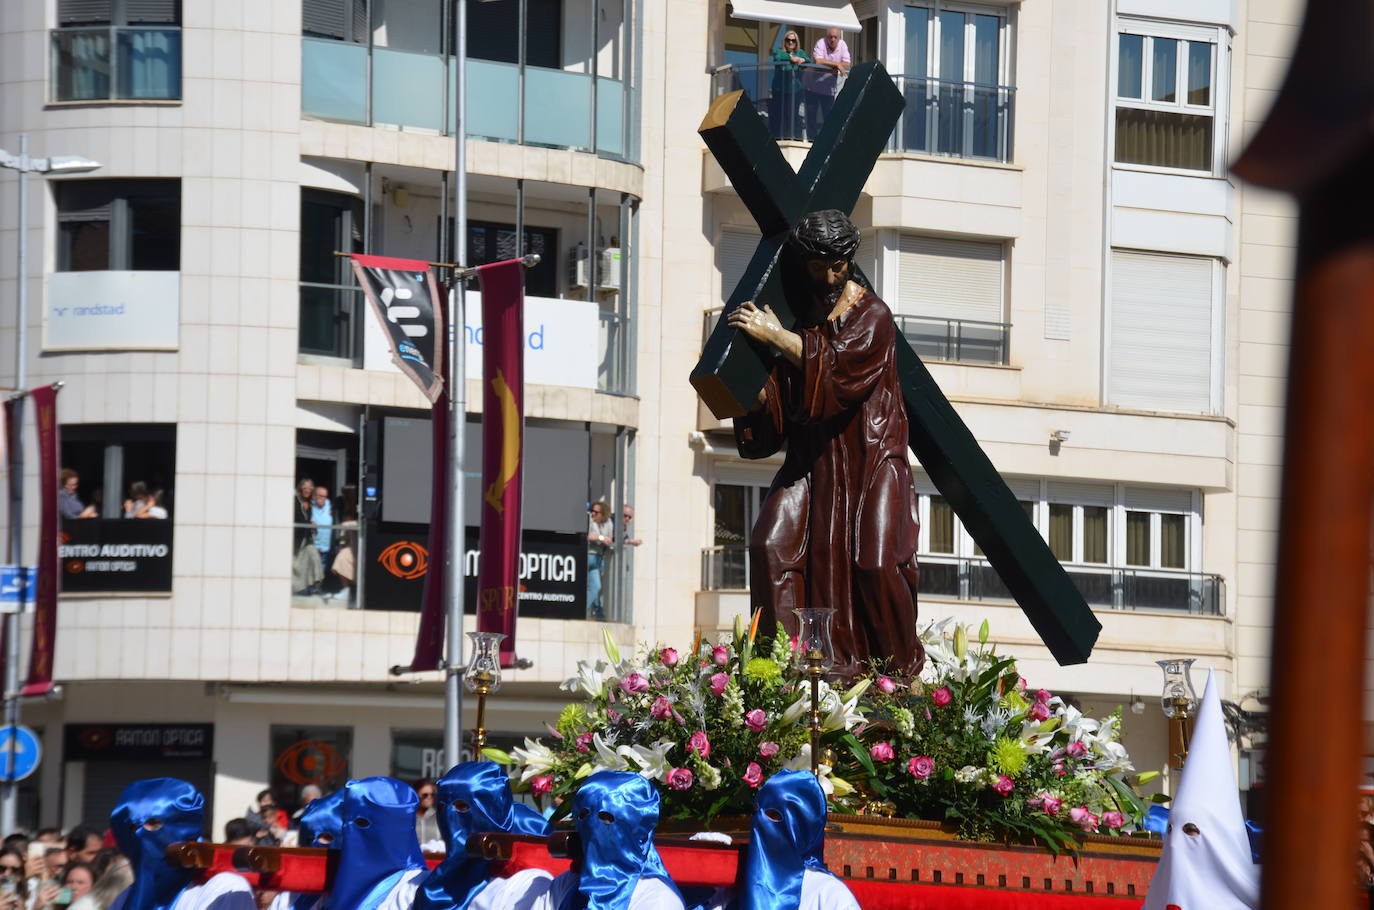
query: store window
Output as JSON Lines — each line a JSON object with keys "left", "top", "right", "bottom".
{"left": 56, "top": 179, "right": 180, "bottom": 272}
{"left": 51, "top": 0, "right": 182, "bottom": 102}
{"left": 270, "top": 725, "right": 353, "bottom": 813}
{"left": 1114, "top": 21, "right": 1226, "bottom": 173}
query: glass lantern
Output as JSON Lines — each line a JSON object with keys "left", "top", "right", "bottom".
{"left": 1155, "top": 657, "right": 1198, "bottom": 718}
{"left": 464, "top": 632, "right": 507, "bottom": 693}
{"left": 794, "top": 608, "right": 836, "bottom": 671}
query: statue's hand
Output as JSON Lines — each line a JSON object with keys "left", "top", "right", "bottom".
{"left": 727, "top": 301, "right": 784, "bottom": 346}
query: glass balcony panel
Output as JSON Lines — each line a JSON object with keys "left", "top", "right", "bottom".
{"left": 1067, "top": 569, "right": 1115, "bottom": 607}
{"left": 894, "top": 314, "right": 1010, "bottom": 365}
{"left": 116, "top": 27, "right": 180, "bottom": 99}
{"left": 302, "top": 38, "right": 367, "bottom": 125}
{"left": 373, "top": 46, "right": 445, "bottom": 132}
{"left": 462, "top": 58, "right": 520, "bottom": 142}
{"left": 700, "top": 546, "right": 749, "bottom": 590}
{"left": 299, "top": 284, "right": 362, "bottom": 361}
{"left": 52, "top": 28, "right": 111, "bottom": 102}
{"left": 524, "top": 67, "right": 592, "bottom": 151}
{"left": 917, "top": 559, "right": 960, "bottom": 598}
{"left": 597, "top": 77, "right": 625, "bottom": 157}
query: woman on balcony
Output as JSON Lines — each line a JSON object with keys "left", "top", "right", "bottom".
{"left": 769, "top": 32, "right": 810, "bottom": 141}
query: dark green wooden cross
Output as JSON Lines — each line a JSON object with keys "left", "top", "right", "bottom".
{"left": 693, "top": 62, "right": 1101, "bottom": 665}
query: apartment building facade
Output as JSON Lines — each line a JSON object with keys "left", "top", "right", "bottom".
{"left": 0, "top": 0, "right": 1304, "bottom": 834}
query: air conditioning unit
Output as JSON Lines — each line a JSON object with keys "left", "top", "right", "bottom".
{"left": 598, "top": 247, "right": 622, "bottom": 290}
{"left": 568, "top": 244, "right": 623, "bottom": 291}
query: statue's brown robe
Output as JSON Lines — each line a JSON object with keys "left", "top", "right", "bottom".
{"left": 734, "top": 291, "right": 923, "bottom": 676}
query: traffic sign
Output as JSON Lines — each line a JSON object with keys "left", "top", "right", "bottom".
{"left": 0, "top": 726, "right": 41, "bottom": 782}
{"left": 0, "top": 567, "right": 32, "bottom": 613}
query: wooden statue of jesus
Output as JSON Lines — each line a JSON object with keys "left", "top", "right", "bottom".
{"left": 727, "top": 210, "right": 922, "bottom": 677}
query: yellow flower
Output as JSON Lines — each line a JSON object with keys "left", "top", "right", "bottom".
{"left": 987, "top": 736, "right": 1027, "bottom": 776}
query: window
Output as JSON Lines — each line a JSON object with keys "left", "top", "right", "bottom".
{"left": 300, "top": 190, "right": 363, "bottom": 361}
{"left": 466, "top": 221, "right": 558, "bottom": 298}
{"left": 1109, "top": 250, "right": 1221, "bottom": 414}
{"left": 709, "top": 481, "right": 768, "bottom": 590}
{"left": 52, "top": 0, "right": 181, "bottom": 102}
{"left": 900, "top": 3, "right": 1011, "bottom": 160}
{"left": 716, "top": 226, "right": 760, "bottom": 305}
{"left": 1114, "top": 22, "right": 1224, "bottom": 172}
{"left": 1123, "top": 487, "right": 1192, "bottom": 569}
{"left": 56, "top": 179, "right": 180, "bottom": 272}
{"left": 895, "top": 233, "right": 1008, "bottom": 364}
{"left": 466, "top": 0, "right": 561, "bottom": 68}
{"left": 270, "top": 726, "right": 352, "bottom": 812}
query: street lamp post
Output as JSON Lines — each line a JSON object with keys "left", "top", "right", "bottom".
{"left": 0, "top": 135, "right": 100, "bottom": 832}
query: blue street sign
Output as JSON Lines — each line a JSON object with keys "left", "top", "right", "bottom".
{"left": 0, "top": 726, "right": 41, "bottom": 782}
{"left": 0, "top": 567, "right": 32, "bottom": 612}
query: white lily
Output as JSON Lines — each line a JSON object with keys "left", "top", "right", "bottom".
{"left": 780, "top": 691, "right": 811, "bottom": 726}
{"left": 618, "top": 739, "right": 676, "bottom": 781}
{"left": 591, "top": 733, "right": 630, "bottom": 773}
{"left": 822, "top": 687, "right": 865, "bottom": 732}
{"left": 561, "top": 659, "right": 610, "bottom": 699}
{"left": 510, "top": 737, "right": 558, "bottom": 783}
{"left": 783, "top": 744, "right": 835, "bottom": 795}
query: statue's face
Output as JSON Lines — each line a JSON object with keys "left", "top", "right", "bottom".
{"left": 804, "top": 257, "right": 849, "bottom": 290}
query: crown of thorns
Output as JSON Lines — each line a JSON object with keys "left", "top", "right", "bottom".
{"left": 788, "top": 209, "right": 860, "bottom": 262}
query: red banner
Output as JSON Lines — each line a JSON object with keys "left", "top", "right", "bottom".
{"left": 409, "top": 283, "right": 451, "bottom": 673}
{"left": 25, "top": 385, "right": 59, "bottom": 696}
{"left": 475, "top": 259, "right": 526, "bottom": 668}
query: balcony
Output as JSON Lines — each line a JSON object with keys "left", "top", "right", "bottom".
{"left": 709, "top": 64, "right": 1014, "bottom": 164}
{"left": 700, "top": 547, "right": 1224, "bottom": 616}
{"left": 301, "top": 39, "right": 638, "bottom": 162}
{"left": 298, "top": 282, "right": 364, "bottom": 364}
{"left": 702, "top": 308, "right": 1010, "bottom": 367}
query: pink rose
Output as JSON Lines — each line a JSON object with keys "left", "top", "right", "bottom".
{"left": 660, "top": 647, "right": 679, "bottom": 667}
{"left": 1053, "top": 762, "right": 1067, "bottom": 777}
{"left": 745, "top": 709, "right": 768, "bottom": 732}
{"left": 1066, "top": 741, "right": 1089, "bottom": 759}
{"left": 930, "top": 687, "right": 952, "bottom": 707}
{"left": 651, "top": 695, "right": 673, "bottom": 720}
{"left": 607, "top": 708, "right": 621, "bottom": 724}
{"left": 712, "top": 646, "right": 730, "bottom": 666}
{"left": 876, "top": 676, "right": 897, "bottom": 695}
{"left": 1069, "top": 807, "right": 1099, "bottom": 832}
{"left": 1028, "top": 701, "right": 1051, "bottom": 722}
{"left": 666, "top": 768, "right": 693, "bottom": 791}
{"left": 576, "top": 732, "right": 594, "bottom": 753}
{"left": 759, "top": 741, "right": 780, "bottom": 758}
{"left": 1102, "top": 811, "right": 1125, "bottom": 830}
{"left": 531, "top": 775, "right": 554, "bottom": 796}
{"left": 620, "top": 673, "right": 649, "bottom": 695}
{"left": 869, "top": 741, "right": 896, "bottom": 763}
{"left": 992, "top": 774, "right": 1014, "bottom": 797}
{"left": 1040, "top": 795, "right": 1063, "bottom": 816}
{"left": 689, "top": 731, "right": 711, "bottom": 758}
{"left": 907, "top": 756, "right": 934, "bottom": 779}
{"left": 743, "top": 762, "right": 764, "bottom": 788}
{"left": 710, "top": 672, "right": 730, "bottom": 697}
{"left": 1035, "top": 688, "right": 1052, "bottom": 704}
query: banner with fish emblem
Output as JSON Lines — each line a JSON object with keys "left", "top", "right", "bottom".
{"left": 475, "top": 258, "right": 527, "bottom": 668}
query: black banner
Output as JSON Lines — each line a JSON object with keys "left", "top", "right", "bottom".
{"left": 365, "top": 526, "right": 585, "bottom": 619}
{"left": 351, "top": 254, "right": 445, "bottom": 402}
{"left": 59, "top": 519, "right": 173, "bottom": 593}
{"left": 65, "top": 723, "right": 213, "bottom": 761}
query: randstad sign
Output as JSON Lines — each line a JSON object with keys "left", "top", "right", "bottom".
{"left": 364, "top": 293, "right": 599, "bottom": 389}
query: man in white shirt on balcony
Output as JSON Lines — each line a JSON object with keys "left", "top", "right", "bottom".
{"left": 805, "top": 28, "right": 851, "bottom": 139}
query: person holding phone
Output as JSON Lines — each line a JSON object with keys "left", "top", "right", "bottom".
{"left": 0, "top": 847, "right": 28, "bottom": 910}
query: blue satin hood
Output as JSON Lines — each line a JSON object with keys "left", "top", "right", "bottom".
{"left": 742, "top": 770, "right": 830, "bottom": 910}
{"left": 329, "top": 777, "right": 427, "bottom": 910}
{"left": 561, "top": 771, "right": 677, "bottom": 910}
{"left": 414, "top": 761, "right": 551, "bottom": 910}
{"left": 300, "top": 789, "right": 346, "bottom": 849}
{"left": 111, "top": 778, "right": 205, "bottom": 910}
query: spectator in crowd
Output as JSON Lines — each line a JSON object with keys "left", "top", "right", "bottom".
{"left": 122, "top": 483, "right": 148, "bottom": 519}
{"left": 326, "top": 510, "right": 357, "bottom": 605}
{"left": 124, "top": 487, "right": 167, "bottom": 521}
{"left": 65, "top": 828, "right": 101, "bottom": 867}
{"left": 223, "top": 821, "right": 254, "bottom": 848}
{"left": 804, "top": 27, "right": 852, "bottom": 137}
{"left": 58, "top": 470, "right": 98, "bottom": 520}
{"left": 622, "top": 505, "right": 643, "bottom": 547}
{"left": 0, "top": 847, "right": 28, "bottom": 910}
{"left": 413, "top": 780, "right": 441, "bottom": 848}
{"left": 246, "top": 790, "right": 288, "bottom": 847}
{"left": 292, "top": 480, "right": 323, "bottom": 595}
{"left": 768, "top": 31, "right": 810, "bottom": 140}
{"left": 310, "top": 486, "right": 335, "bottom": 592}
{"left": 587, "top": 501, "right": 613, "bottom": 621}
{"left": 52, "top": 862, "right": 94, "bottom": 908}
{"left": 67, "top": 852, "right": 129, "bottom": 910}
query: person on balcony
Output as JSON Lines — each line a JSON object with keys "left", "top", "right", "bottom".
{"left": 769, "top": 32, "right": 810, "bottom": 141}
{"left": 804, "top": 28, "right": 851, "bottom": 139}
{"left": 58, "top": 469, "right": 98, "bottom": 520}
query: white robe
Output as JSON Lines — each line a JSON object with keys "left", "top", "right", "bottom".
{"left": 374, "top": 868, "right": 428, "bottom": 910}
{"left": 110, "top": 872, "right": 257, "bottom": 910}
{"left": 267, "top": 892, "right": 321, "bottom": 910}
{"left": 539, "top": 873, "right": 683, "bottom": 910}
{"left": 467, "top": 868, "right": 555, "bottom": 910}
{"left": 699, "top": 870, "right": 859, "bottom": 910}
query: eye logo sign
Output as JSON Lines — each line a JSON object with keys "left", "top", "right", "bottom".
{"left": 275, "top": 739, "right": 348, "bottom": 787}
{"left": 378, "top": 541, "right": 429, "bottom": 580}
{"left": 379, "top": 285, "right": 429, "bottom": 337}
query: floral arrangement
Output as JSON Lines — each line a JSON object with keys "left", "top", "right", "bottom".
{"left": 491, "top": 615, "right": 1156, "bottom": 849}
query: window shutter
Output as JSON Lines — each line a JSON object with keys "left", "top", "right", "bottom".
{"left": 1046, "top": 481, "right": 1114, "bottom": 507}
{"left": 303, "top": 0, "right": 349, "bottom": 40}
{"left": 351, "top": 0, "right": 369, "bottom": 43}
{"left": 1003, "top": 477, "right": 1040, "bottom": 501}
{"left": 1125, "top": 486, "right": 1193, "bottom": 513}
{"left": 58, "top": 0, "right": 112, "bottom": 25}
{"left": 896, "top": 234, "right": 1004, "bottom": 322}
{"left": 855, "top": 232, "right": 877, "bottom": 286}
{"left": 125, "top": 0, "right": 180, "bottom": 24}
{"left": 1109, "top": 250, "right": 1215, "bottom": 414}
{"left": 717, "top": 227, "right": 760, "bottom": 304}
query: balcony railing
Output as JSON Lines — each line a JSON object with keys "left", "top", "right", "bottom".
{"left": 51, "top": 26, "right": 182, "bottom": 102}
{"left": 299, "top": 282, "right": 364, "bottom": 364}
{"left": 703, "top": 308, "right": 1010, "bottom": 367}
{"left": 701, "top": 547, "right": 1225, "bottom": 615}
{"left": 302, "top": 39, "right": 638, "bottom": 162}
{"left": 709, "top": 64, "right": 1015, "bottom": 163}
